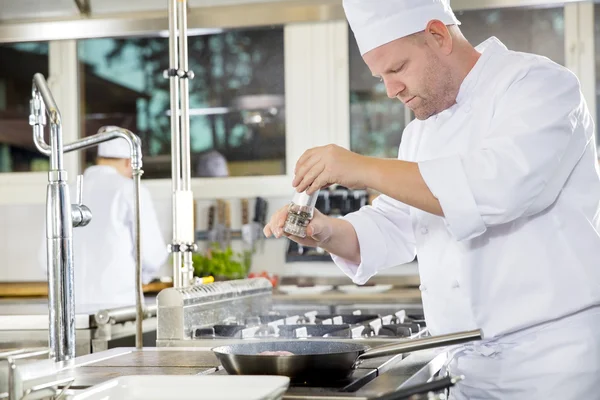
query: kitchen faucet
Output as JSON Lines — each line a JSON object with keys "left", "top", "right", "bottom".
{"left": 29, "top": 73, "right": 145, "bottom": 361}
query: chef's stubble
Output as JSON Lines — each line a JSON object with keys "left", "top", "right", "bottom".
{"left": 413, "top": 49, "right": 457, "bottom": 120}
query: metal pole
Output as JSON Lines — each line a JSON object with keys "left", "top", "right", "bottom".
{"left": 133, "top": 170, "right": 144, "bottom": 349}
{"left": 167, "top": 0, "right": 196, "bottom": 288}
{"left": 177, "top": 0, "right": 195, "bottom": 286}
{"left": 177, "top": 0, "right": 191, "bottom": 191}
{"left": 167, "top": 0, "right": 181, "bottom": 190}
{"left": 168, "top": 0, "right": 183, "bottom": 288}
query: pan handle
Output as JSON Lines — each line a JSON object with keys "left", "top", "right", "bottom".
{"left": 357, "top": 329, "right": 483, "bottom": 362}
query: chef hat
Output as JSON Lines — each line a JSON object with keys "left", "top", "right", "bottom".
{"left": 98, "top": 137, "right": 131, "bottom": 159}
{"left": 343, "top": 0, "right": 461, "bottom": 55}
{"left": 196, "top": 150, "right": 229, "bottom": 177}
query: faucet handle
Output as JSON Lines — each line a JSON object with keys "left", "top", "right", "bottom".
{"left": 76, "top": 175, "right": 83, "bottom": 205}
{"left": 72, "top": 174, "right": 92, "bottom": 228}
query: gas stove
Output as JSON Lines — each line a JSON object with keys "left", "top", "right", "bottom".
{"left": 155, "top": 278, "right": 451, "bottom": 399}
{"left": 156, "top": 279, "right": 427, "bottom": 344}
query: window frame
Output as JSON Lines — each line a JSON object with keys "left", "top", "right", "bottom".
{"left": 0, "top": 40, "right": 80, "bottom": 204}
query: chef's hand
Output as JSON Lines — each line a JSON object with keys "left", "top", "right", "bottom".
{"left": 292, "top": 144, "right": 369, "bottom": 194}
{"left": 263, "top": 206, "right": 332, "bottom": 247}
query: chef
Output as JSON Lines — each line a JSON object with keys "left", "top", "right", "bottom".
{"left": 264, "top": 0, "right": 600, "bottom": 398}
{"left": 39, "top": 135, "right": 168, "bottom": 307}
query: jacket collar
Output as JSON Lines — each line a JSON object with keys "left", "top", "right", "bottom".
{"left": 455, "top": 36, "right": 507, "bottom": 106}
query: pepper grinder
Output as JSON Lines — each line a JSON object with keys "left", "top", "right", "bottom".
{"left": 283, "top": 190, "right": 319, "bottom": 238}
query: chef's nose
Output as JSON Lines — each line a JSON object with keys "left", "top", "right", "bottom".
{"left": 385, "top": 78, "right": 406, "bottom": 99}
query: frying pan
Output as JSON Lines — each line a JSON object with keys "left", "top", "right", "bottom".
{"left": 212, "top": 329, "right": 482, "bottom": 381}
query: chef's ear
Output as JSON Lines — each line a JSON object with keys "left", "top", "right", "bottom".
{"left": 424, "top": 19, "right": 453, "bottom": 56}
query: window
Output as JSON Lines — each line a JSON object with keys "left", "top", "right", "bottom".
{"left": 347, "top": 6, "right": 565, "bottom": 159}
{"left": 348, "top": 31, "right": 406, "bottom": 158}
{"left": 0, "top": 42, "right": 50, "bottom": 173}
{"left": 78, "top": 26, "right": 285, "bottom": 180}
{"left": 457, "top": 6, "right": 565, "bottom": 66}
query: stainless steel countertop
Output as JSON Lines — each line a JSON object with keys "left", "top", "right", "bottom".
{"left": 12, "top": 346, "right": 446, "bottom": 400}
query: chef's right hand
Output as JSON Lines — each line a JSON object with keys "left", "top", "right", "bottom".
{"left": 263, "top": 206, "right": 333, "bottom": 248}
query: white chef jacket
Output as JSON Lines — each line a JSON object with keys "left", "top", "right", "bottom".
{"left": 39, "top": 165, "right": 168, "bottom": 308}
{"left": 445, "top": 304, "right": 600, "bottom": 399}
{"left": 332, "top": 36, "right": 600, "bottom": 340}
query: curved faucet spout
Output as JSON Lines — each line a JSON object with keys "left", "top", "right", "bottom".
{"left": 96, "top": 126, "right": 143, "bottom": 171}
{"left": 32, "top": 125, "right": 143, "bottom": 171}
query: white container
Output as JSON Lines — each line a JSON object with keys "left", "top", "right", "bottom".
{"left": 70, "top": 375, "right": 290, "bottom": 400}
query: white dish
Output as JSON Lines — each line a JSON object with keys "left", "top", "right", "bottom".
{"left": 277, "top": 285, "right": 334, "bottom": 295}
{"left": 337, "top": 284, "right": 393, "bottom": 294}
{"left": 70, "top": 375, "right": 290, "bottom": 400}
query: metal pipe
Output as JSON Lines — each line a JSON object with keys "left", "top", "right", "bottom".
{"left": 133, "top": 170, "right": 144, "bottom": 349}
{"left": 32, "top": 75, "right": 60, "bottom": 125}
{"left": 167, "top": 0, "right": 195, "bottom": 288}
{"left": 94, "top": 304, "right": 158, "bottom": 326}
{"left": 177, "top": 0, "right": 191, "bottom": 191}
{"left": 177, "top": 0, "right": 195, "bottom": 285}
{"left": 32, "top": 75, "right": 61, "bottom": 171}
{"left": 33, "top": 125, "right": 143, "bottom": 170}
{"left": 167, "top": 0, "right": 181, "bottom": 190}
{"left": 168, "top": 0, "right": 183, "bottom": 288}
{"left": 49, "top": 122, "right": 63, "bottom": 172}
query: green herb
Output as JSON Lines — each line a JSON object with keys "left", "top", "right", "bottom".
{"left": 191, "top": 243, "right": 252, "bottom": 280}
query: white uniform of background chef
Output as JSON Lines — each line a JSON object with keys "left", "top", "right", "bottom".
{"left": 264, "top": 0, "right": 600, "bottom": 398}
{"left": 40, "top": 138, "right": 168, "bottom": 308}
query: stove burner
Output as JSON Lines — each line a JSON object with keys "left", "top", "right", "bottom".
{"left": 378, "top": 324, "right": 413, "bottom": 337}
{"left": 278, "top": 324, "right": 356, "bottom": 338}
{"left": 192, "top": 310, "right": 427, "bottom": 339}
{"left": 193, "top": 325, "right": 274, "bottom": 339}
{"left": 316, "top": 314, "right": 380, "bottom": 325}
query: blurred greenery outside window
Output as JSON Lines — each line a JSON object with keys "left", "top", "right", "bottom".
{"left": 78, "top": 26, "right": 286, "bottom": 179}
{"left": 0, "top": 42, "right": 50, "bottom": 173}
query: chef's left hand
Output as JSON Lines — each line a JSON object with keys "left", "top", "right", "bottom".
{"left": 292, "top": 144, "right": 369, "bottom": 194}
